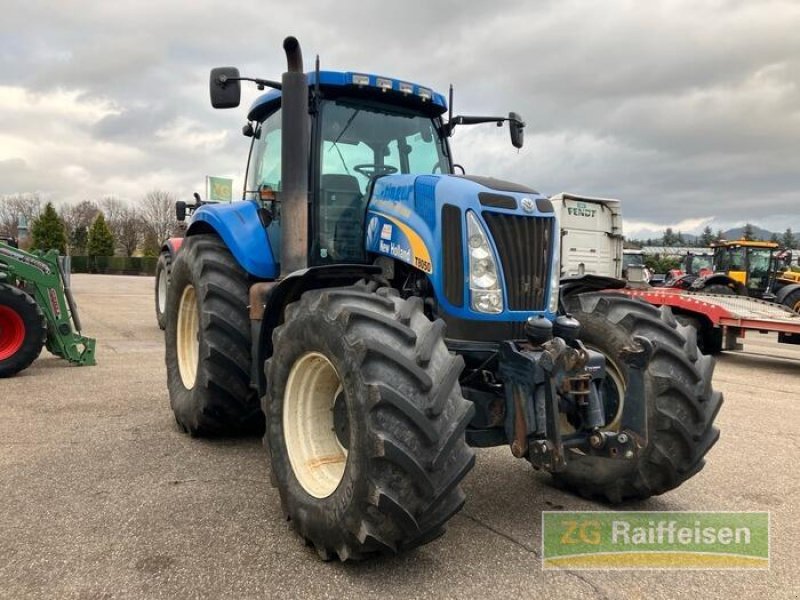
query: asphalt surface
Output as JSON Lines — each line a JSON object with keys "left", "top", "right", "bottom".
{"left": 1, "top": 275, "right": 798, "bottom": 599}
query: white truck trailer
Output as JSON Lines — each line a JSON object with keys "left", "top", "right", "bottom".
{"left": 550, "top": 193, "right": 623, "bottom": 278}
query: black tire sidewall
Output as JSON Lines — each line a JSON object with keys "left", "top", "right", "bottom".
{"left": 267, "top": 306, "right": 372, "bottom": 550}
{"left": 165, "top": 248, "right": 205, "bottom": 430}
{"left": 0, "top": 285, "right": 46, "bottom": 377}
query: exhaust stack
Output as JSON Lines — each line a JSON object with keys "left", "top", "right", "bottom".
{"left": 280, "top": 36, "right": 309, "bottom": 277}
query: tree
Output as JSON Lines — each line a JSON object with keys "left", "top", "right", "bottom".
{"left": 662, "top": 227, "right": 679, "bottom": 247}
{"left": 60, "top": 200, "right": 99, "bottom": 236}
{"left": 141, "top": 229, "right": 161, "bottom": 257}
{"left": 140, "top": 189, "right": 177, "bottom": 245}
{"left": 715, "top": 229, "right": 725, "bottom": 243}
{"left": 71, "top": 225, "right": 89, "bottom": 255}
{"left": 115, "top": 207, "right": 143, "bottom": 257}
{"left": 782, "top": 228, "right": 796, "bottom": 249}
{"left": 742, "top": 223, "right": 755, "bottom": 241}
{"left": 770, "top": 232, "right": 780, "bottom": 244}
{"left": 700, "top": 226, "right": 714, "bottom": 247}
{"left": 0, "top": 193, "right": 42, "bottom": 240}
{"left": 87, "top": 213, "right": 115, "bottom": 257}
{"left": 30, "top": 202, "right": 67, "bottom": 254}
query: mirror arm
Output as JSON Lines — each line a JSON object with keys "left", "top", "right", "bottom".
{"left": 445, "top": 114, "right": 526, "bottom": 135}
{"left": 216, "top": 74, "right": 282, "bottom": 91}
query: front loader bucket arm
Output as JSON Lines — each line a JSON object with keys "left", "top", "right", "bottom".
{"left": 0, "top": 243, "right": 96, "bottom": 366}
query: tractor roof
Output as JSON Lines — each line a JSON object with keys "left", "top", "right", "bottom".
{"left": 248, "top": 70, "right": 448, "bottom": 121}
{"left": 712, "top": 239, "right": 779, "bottom": 249}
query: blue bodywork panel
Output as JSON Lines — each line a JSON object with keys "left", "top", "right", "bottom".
{"left": 187, "top": 200, "right": 278, "bottom": 279}
{"left": 366, "top": 174, "right": 559, "bottom": 322}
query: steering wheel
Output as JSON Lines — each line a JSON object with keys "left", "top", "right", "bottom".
{"left": 354, "top": 164, "right": 398, "bottom": 178}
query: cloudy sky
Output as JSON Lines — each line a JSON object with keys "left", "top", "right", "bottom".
{"left": 1, "top": 0, "right": 798, "bottom": 238}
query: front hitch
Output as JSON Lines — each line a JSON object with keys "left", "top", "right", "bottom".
{"left": 497, "top": 334, "right": 654, "bottom": 472}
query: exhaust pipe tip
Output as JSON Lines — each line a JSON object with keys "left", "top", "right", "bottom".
{"left": 283, "top": 36, "right": 303, "bottom": 73}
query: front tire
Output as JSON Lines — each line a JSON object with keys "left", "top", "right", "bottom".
{"left": 0, "top": 284, "right": 46, "bottom": 378}
{"left": 781, "top": 288, "right": 800, "bottom": 314}
{"left": 265, "top": 283, "right": 475, "bottom": 561}
{"left": 557, "top": 292, "right": 723, "bottom": 502}
{"left": 165, "top": 234, "right": 262, "bottom": 436}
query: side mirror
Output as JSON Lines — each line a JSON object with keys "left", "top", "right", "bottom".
{"left": 210, "top": 67, "right": 241, "bottom": 109}
{"left": 175, "top": 201, "right": 187, "bottom": 222}
{"left": 509, "top": 111, "right": 525, "bottom": 149}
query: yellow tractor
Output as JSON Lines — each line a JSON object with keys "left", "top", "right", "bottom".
{"left": 701, "top": 240, "right": 800, "bottom": 312}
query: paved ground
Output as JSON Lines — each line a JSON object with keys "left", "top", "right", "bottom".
{"left": 1, "top": 275, "right": 798, "bottom": 599}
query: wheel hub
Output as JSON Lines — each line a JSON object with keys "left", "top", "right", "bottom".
{"left": 0, "top": 305, "right": 26, "bottom": 361}
{"left": 283, "top": 352, "right": 348, "bottom": 498}
{"left": 176, "top": 285, "right": 199, "bottom": 388}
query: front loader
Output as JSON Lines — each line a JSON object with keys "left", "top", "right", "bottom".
{"left": 0, "top": 242, "right": 96, "bottom": 377}
{"left": 163, "top": 37, "right": 722, "bottom": 561}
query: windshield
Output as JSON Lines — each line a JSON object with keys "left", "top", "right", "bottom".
{"left": 688, "top": 255, "right": 713, "bottom": 274}
{"left": 623, "top": 253, "right": 644, "bottom": 268}
{"left": 747, "top": 248, "right": 773, "bottom": 290}
{"left": 313, "top": 99, "right": 450, "bottom": 264}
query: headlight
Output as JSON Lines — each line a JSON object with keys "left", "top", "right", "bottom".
{"left": 466, "top": 211, "right": 503, "bottom": 314}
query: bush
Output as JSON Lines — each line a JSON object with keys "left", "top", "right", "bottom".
{"left": 69, "top": 255, "right": 157, "bottom": 276}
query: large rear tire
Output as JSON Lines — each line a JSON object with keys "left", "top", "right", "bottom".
{"left": 556, "top": 292, "right": 722, "bottom": 502}
{"left": 155, "top": 251, "right": 170, "bottom": 330}
{"left": 165, "top": 234, "right": 262, "bottom": 436}
{"left": 0, "top": 284, "right": 46, "bottom": 378}
{"left": 265, "top": 283, "right": 475, "bottom": 561}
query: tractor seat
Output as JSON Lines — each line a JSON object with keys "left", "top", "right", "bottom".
{"left": 321, "top": 173, "right": 362, "bottom": 195}
{"left": 320, "top": 174, "right": 365, "bottom": 261}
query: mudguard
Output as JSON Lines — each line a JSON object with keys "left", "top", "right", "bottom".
{"left": 186, "top": 201, "right": 278, "bottom": 279}
{"left": 693, "top": 274, "right": 746, "bottom": 295}
{"left": 161, "top": 237, "right": 184, "bottom": 258}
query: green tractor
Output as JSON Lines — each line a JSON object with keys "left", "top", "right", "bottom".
{"left": 0, "top": 241, "right": 96, "bottom": 377}
{"left": 164, "top": 37, "right": 722, "bottom": 560}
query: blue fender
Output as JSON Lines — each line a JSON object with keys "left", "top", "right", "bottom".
{"left": 186, "top": 201, "right": 278, "bottom": 279}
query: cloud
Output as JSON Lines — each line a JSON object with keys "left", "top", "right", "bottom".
{"left": 0, "top": 0, "right": 797, "bottom": 233}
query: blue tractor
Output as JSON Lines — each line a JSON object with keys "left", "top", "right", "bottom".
{"left": 164, "top": 37, "right": 722, "bottom": 560}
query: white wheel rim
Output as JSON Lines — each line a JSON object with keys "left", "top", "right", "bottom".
{"left": 176, "top": 285, "right": 199, "bottom": 388}
{"left": 283, "top": 352, "right": 348, "bottom": 498}
{"left": 157, "top": 267, "right": 168, "bottom": 314}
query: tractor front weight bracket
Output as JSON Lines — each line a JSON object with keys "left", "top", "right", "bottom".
{"left": 497, "top": 334, "right": 654, "bottom": 471}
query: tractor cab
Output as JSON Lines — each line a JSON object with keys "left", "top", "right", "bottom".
{"left": 685, "top": 251, "right": 713, "bottom": 277}
{"left": 712, "top": 240, "right": 780, "bottom": 296}
{"left": 243, "top": 74, "right": 455, "bottom": 266}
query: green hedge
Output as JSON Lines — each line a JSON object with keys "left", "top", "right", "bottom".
{"left": 70, "top": 256, "right": 158, "bottom": 276}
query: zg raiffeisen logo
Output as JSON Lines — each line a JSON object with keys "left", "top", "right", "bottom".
{"left": 542, "top": 512, "right": 769, "bottom": 570}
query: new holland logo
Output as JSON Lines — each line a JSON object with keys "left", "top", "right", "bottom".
{"left": 521, "top": 198, "right": 535, "bottom": 213}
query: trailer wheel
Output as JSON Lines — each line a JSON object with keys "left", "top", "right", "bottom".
{"left": 556, "top": 293, "right": 722, "bottom": 502}
{"left": 165, "top": 234, "right": 262, "bottom": 436}
{"left": 265, "top": 283, "right": 475, "bottom": 560}
{"left": 155, "top": 251, "right": 171, "bottom": 330}
{"left": 0, "top": 283, "right": 46, "bottom": 378}
{"left": 781, "top": 289, "right": 800, "bottom": 314}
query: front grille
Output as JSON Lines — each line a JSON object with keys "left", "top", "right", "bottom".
{"left": 442, "top": 204, "right": 464, "bottom": 307}
{"left": 482, "top": 212, "right": 552, "bottom": 311}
